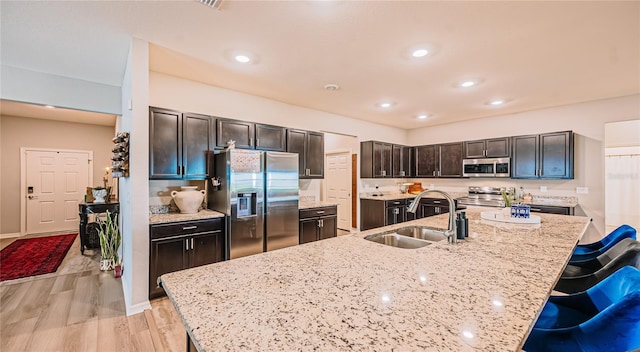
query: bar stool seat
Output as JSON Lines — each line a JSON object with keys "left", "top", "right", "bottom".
{"left": 570, "top": 224, "right": 636, "bottom": 262}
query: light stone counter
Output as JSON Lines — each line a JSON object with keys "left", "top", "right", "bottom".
{"left": 149, "top": 209, "right": 225, "bottom": 225}
{"left": 360, "top": 191, "right": 468, "bottom": 201}
{"left": 530, "top": 196, "right": 579, "bottom": 208}
{"left": 160, "top": 208, "right": 589, "bottom": 352}
{"left": 298, "top": 201, "right": 339, "bottom": 210}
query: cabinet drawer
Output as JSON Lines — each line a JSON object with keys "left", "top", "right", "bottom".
{"left": 385, "top": 199, "right": 407, "bottom": 207}
{"left": 529, "top": 205, "right": 572, "bottom": 215}
{"left": 419, "top": 198, "right": 450, "bottom": 206}
{"left": 300, "top": 206, "right": 336, "bottom": 219}
{"left": 150, "top": 218, "right": 223, "bottom": 239}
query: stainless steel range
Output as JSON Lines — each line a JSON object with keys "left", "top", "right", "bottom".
{"left": 457, "top": 186, "right": 514, "bottom": 207}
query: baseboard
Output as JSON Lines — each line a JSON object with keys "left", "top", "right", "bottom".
{"left": 0, "top": 232, "right": 22, "bottom": 240}
{"left": 122, "top": 276, "right": 152, "bottom": 316}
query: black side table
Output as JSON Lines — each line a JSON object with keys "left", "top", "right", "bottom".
{"left": 79, "top": 202, "right": 120, "bottom": 254}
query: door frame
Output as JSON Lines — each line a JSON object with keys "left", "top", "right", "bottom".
{"left": 324, "top": 149, "right": 352, "bottom": 231}
{"left": 20, "top": 147, "right": 94, "bottom": 236}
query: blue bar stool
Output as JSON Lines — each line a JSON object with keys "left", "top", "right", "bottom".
{"left": 524, "top": 266, "right": 640, "bottom": 352}
{"left": 570, "top": 224, "right": 636, "bottom": 262}
{"left": 556, "top": 241, "right": 640, "bottom": 294}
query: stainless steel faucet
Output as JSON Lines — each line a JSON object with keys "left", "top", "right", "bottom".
{"left": 407, "top": 189, "right": 458, "bottom": 244}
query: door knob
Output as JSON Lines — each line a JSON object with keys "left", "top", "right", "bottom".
{"left": 28, "top": 195, "right": 38, "bottom": 200}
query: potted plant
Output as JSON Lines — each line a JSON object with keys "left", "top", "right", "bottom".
{"left": 97, "top": 210, "right": 121, "bottom": 274}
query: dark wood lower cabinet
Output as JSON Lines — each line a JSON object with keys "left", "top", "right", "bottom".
{"left": 299, "top": 206, "right": 337, "bottom": 244}
{"left": 149, "top": 218, "right": 225, "bottom": 299}
{"left": 529, "top": 205, "right": 574, "bottom": 216}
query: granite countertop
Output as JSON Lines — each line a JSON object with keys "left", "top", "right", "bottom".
{"left": 360, "top": 191, "right": 468, "bottom": 201}
{"left": 149, "top": 209, "right": 225, "bottom": 225}
{"left": 530, "top": 196, "right": 579, "bottom": 208}
{"left": 160, "top": 209, "right": 589, "bottom": 351}
{"left": 299, "top": 201, "right": 339, "bottom": 210}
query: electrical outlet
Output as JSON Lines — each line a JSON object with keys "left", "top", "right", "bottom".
{"left": 576, "top": 187, "right": 589, "bottom": 194}
{"left": 429, "top": 184, "right": 435, "bottom": 189}
{"left": 539, "top": 186, "right": 547, "bottom": 192}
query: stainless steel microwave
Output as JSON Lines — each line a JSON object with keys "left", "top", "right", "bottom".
{"left": 463, "top": 158, "right": 510, "bottom": 177}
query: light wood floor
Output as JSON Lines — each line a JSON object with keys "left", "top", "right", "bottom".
{"left": 1, "top": 233, "right": 185, "bottom": 352}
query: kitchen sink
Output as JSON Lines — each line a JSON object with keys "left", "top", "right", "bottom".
{"left": 364, "top": 233, "right": 431, "bottom": 249}
{"left": 393, "top": 226, "right": 449, "bottom": 242}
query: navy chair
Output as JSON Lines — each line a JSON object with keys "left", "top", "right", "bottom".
{"left": 570, "top": 224, "right": 636, "bottom": 263}
{"left": 524, "top": 266, "right": 640, "bottom": 352}
{"left": 556, "top": 241, "right": 640, "bottom": 294}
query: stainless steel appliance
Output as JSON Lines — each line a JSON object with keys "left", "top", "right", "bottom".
{"left": 463, "top": 158, "right": 510, "bottom": 177}
{"left": 457, "top": 186, "right": 514, "bottom": 207}
{"left": 208, "top": 149, "right": 299, "bottom": 259}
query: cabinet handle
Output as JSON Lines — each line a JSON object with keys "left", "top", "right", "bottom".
{"left": 182, "top": 226, "right": 197, "bottom": 230}
{"left": 316, "top": 210, "right": 325, "bottom": 214}
{"left": 191, "top": 238, "right": 194, "bottom": 250}
{"left": 530, "top": 208, "right": 542, "bottom": 212}
{"left": 484, "top": 150, "right": 487, "bottom": 157}
{"left": 250, "top": 138, "right": 253, "bottom": 146}
{"left": 305, "top": 168, "right": 310, "bottom": 176}
{"left": 185, "top": 239, "right": 190, "bottom": 251}
{"left": 432, "top": 170, "right": 436, "bottom": 176}
{"left": 400, "top": 171, "right": 405, "bottom": 177}
{"left": 393, "top": 208, "right": 399, "bottom": 214}
{"left": 255, "top": 138, "right": 259, "bottom": 146}
{"left": 381, "top": 170, "right": 386, "bottom": 177}
{"left": 433, "top": 200, "right": 441, "bottom": 204}
{"left": 318, "top": 219, "right": 323, "bottom": 228}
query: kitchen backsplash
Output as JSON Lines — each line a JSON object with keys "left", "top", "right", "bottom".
{"left": 149, "top": 180, "right": 206, "bottom": 214}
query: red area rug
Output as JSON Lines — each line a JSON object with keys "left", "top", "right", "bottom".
{"left": 0, "top": 233, "right": 77, "bottom": 282}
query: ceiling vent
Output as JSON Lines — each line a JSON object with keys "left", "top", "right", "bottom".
{"left": 197, "top": 0, "right": 224, "bottom": 10}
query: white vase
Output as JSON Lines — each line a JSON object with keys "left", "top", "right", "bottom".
{"left": 171, "top": 186, "right": 205, "bottom": 214}
{"left": 93, "top": 188, "right": 107, "bottom": 203}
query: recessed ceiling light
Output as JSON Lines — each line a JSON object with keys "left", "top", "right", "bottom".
{"left": 460, "top": 80, "right": 476, "bottom": 88}
{"left": 490, "top": 100, "right": 504, "bottom": 106}
{"left": 379, "top": 102, "right": 394, "bottom": 108}
{"left": 416, "top": 114, "right": 429, "bottom": 120}
{"left": 324, "top": 83, "right": 340, "bottom": 91}
{"left": 411, "top": 49, "right": 429, "bottom": 58}
{"left": 234, "top": 55, "right": 251, "bottom": 63}
{"left": 44, "top": 105, "right": 55, "bottom": 109}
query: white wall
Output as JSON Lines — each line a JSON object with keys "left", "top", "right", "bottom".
{"left": 118, "top": 38, "right": 151, "bottom": 316}
{"left": 406, "top": 94, "right": 640, "bottom": 239}
{"left": 1, "top": 65, "right": 122, "bottom": 115}
{"left": 605, "top": 119, "right": 640, "bottom": 148}
{"left": 149, "top": 72, "right": 408, "bottom": 144}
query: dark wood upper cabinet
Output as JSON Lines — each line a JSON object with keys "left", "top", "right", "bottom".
{"left": 183, "top": 113, "right": 214, "bottom": 179}
{"left": 150, "top": 108, "right": 182, "bottom": 179}
{"left": 150, "top": 108, "right": 212, "bottom": 180}
{"left": 392, "top": 145, "right": 413, "bottom": 177}
{"left": 287, "top": 129, "right": 324, "bottom": 179}
{"left": 216, "top": 118, "right": 254, "bottom": 149}
{"left": 414, "top": 143, "right": 462, "bottom": 178}
{"left": 439, "top": 142, "right": 463, "bottom": 177}
{"left": 512, "top": 131, "right": 573, "bottom": 179}
{"left": 464, "top": 137, "right": 510, "bottom": 158}
{"left": 360, "top": 141, "right": 392, "bottom": 178}
{"left": 255, "top": 123, "right": 286, "bottom": 151}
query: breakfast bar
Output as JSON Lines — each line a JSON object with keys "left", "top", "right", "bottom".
{"left": 160, "top": 208, "right": 590, "bottom": 351}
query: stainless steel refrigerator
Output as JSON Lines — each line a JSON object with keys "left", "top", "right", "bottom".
{"left": 208, "top": 149, "right": 299, "bottom": 260}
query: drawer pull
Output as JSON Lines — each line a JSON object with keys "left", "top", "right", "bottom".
{"left": 316, "top": 211, "right": 325, "bottom": 214}
{"left": 433, "top": 201, "right": 441, "bottom": 204}
{"left": 182, "top": 226, "right": 197, "bottom": 230}
{"left": 530, "top": 208, "right": 541, "bottom": 211}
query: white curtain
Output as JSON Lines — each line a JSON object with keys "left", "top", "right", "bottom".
{"left": 605, "top": 154, "right": 640, "bottom": 229}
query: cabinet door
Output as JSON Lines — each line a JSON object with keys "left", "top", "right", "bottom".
{"left": 319, "top": 216, "right": 337, "bottom": 240}
{"left": 255, "top": 124, "right": 286, "bottom": 151}
{"left": 415, "top": 145, "right": 438, "bottom": 177}
{"left": 149, "top": 108, "right": 182, "bottom": 179}
{"left": 190, "top": 231, "right": 224, "bottom": 268}
{"left": 287, "top": 129, "right": 307, "bottom": 177}
{"left": 439, "top": 142, "right": 463, "bottom": 178}
{"left": 385, "top": 205, "right": 406, "bottom": 225}
{"left": 485, "top": 137, "right": 510, "bottom": 158}
{"left": 149, "top": 235, "right": 188, "bottom": 298}
{"left": 392, "top": 145, "right": 412, "bottom": 177}
{"left": 419, "top": 204, "right": 437, "bottom": 218}
{"left": 540, "top": 131, "right": 573, "bottom": 179}
{"left": 373, "top": 142, "right": 392, "bottom": 178}
{"left": 183, "top": 113, "right": 213, "bottom": 179}
{"left": 464, "top": 140, "right": 486, "bottom": 158}
{"left": 216, "top": 119, "right": 254, "bottom": 149}
{"left": 360, "top": 199, "right": 385, "bottom": 231}
{"left": 306, "top": 131, "right": 324, "bottom": 178}
{"left": 512, "top": 135, "right": 539, "bottom": 178}
{"left": 299, "top": 218, "right": 319, "bottom": 244}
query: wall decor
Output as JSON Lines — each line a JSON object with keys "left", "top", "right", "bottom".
{"left": 111, "top": 132, "right": 130, "bottom": 177}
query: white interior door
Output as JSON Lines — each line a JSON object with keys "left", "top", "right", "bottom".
{"left": 26, "top": 150, "right": 90, "bottom": 234}
{"left": 326, "top": 152, "right": 351, "bottom": 230}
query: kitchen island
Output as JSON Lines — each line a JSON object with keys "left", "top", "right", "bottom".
{"left": 160, "top": 208, "right": 589, "bottom": 351}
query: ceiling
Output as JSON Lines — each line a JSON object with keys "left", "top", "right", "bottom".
{"left": 0, "top": 99, "right": 116, "bottom": 126}
{"left": 2, "top": 1, "right": 639, "bottom": 129}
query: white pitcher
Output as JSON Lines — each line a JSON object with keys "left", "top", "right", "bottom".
{"left": 171, "top": 186, "right": 205, "bottom": 214}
